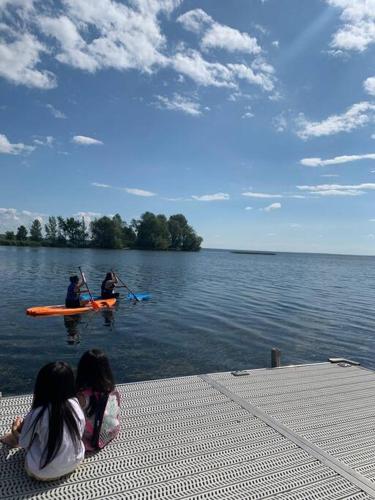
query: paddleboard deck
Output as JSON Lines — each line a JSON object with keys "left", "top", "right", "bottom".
{"left": 81, "top": 292, "right": 151, "bottom": 301}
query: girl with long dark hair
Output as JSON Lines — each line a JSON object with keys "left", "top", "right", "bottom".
{"left": 1, "top": 362, "right": 85, "bottom": 480}
{"left": 76, "top": 349, "right": 120, "bottom": 451}
{"left": 101, "top": 272, "right": 119, "bottom": 299}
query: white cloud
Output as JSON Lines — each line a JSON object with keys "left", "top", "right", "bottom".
{"left": 321, "top": 174, "right": 340, "bottom": 178}
{"left": 38, "top": 0, "right": 181, "bottom": 74}
{"left": 327, "top": 0, "right": 375, "bottom": 52}
{"left": 201, "top": 24, "right": 260, "bottom": 54}
{"left": 296, "top": 182, "right": 375, "bottom": 196}
{"left": 177, "top": 9, "right": 261, "bottom": 54}
{"left": 0, "top": 133, "right": 35, "bottom": 154}
{"left": 272, "top": 113, "right": 287, "bottom": 132}
{"left": 364, "top": 76, "right": 375, "bottom": 96}
{"left": 124, "top": 188, "right": 156, "bottom": 197}
{"left": 46, "top": 104, "right": 66, "bottom": 119}
{"left": 242, "top": 192, "right": 282, "bottom": 198}
{"left": 272, "top": 40, "right": 279, "bottom": 48}
{"left": 33, "top": 136, "right": 54, "bottom": 147}
{"left": 92, "top": 182, "right": 111, "bottom": 188}
{"left": 0, "top": 207, "right": 45, "bottom": 232}
{"left": 192, "top": 192, "right": 230, "bottom": 201}
{"left": 172, "top": 49, "right": 235, "bottom": 88}
{"left": 300, "top": 153, "right": 375, "bottom": 167}
{"left": 0, "top": 0, "right": 181, "bottom": 88}
{"left": 156, "top": 93, "right": 202, "bottom": 116}
{"left": 263, "top": 202, "right": 281, "bottom": 212}
{"left": 228, "top": 62, "right": 274, "bottom": 91}
{"left": 369, "top": 218, "right": 375, "bottom": 222}
{"left": 176, "top": 9, "right": 212, "bottom": 33}
{"left": 72, "top": 135, "right": 103, "bottom": 145}
{"left": 242, "top": 112, "right": 254, "bottom": 119}
{"left": 296, "top": 102, "right": 375, "bottom": 139}
{"left": 91, "top": 182, "right": 156, "bottom": 196}
{"left": 289, "top": 223, "right": 301, "bottom": 228}
{"left": 245, "top": 206, "right": 253, "bottom": 210}
{"left": 74, "top": 211, "right": 101, "bottom": 225}
{"left": 172, "top": 50, "right": 275, "bottom": 92}
{"left": 0, "top": 32, "right": 56, "bottom": 89}
{"left": 0, "top": 0, "right": 277, "bottom": 99}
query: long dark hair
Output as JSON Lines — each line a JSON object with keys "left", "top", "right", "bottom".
{"left": 76, "top": 349, "right": 115, "bottom": 394}
{"left": 28, "top": 362, "right": 81, "bottom": 468}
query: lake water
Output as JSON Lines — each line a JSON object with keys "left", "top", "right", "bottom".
{"left": 1, "top": 246, "right": 375, "bottom": 396}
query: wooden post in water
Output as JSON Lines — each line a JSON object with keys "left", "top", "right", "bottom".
{"left": 271, "top": 348, "right": 281, "bottom": 368}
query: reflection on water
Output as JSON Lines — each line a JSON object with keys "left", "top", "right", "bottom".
{"left": 1, "top": 246, "right": 375, "bottom": 396}
{"left": 102, "top": 309, "right": 115, "bottom": 329}
{"left": 63, "top": 315, "right": 82, "bottom": 345}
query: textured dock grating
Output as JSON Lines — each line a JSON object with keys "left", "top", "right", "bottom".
{"left": 0, "top": 364, "right": 375, "bottom": 499}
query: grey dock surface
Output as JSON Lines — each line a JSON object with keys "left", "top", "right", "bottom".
{"left": 1, "top": 361, "right": 375, "bottom": 499}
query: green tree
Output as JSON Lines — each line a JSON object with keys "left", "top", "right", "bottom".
{"left": 57, "top": 216, "right": 67, "bottom": 245}
{"left": 30, "top": 219, "right": 43, "bottom": 241}
{"left": 167, "top": 214, "right": 202, "bottom": 251}
{"left": 155, "top": 214, "right": 171, "bottom": 249}
{"left": 77, "top": 218, "right": 89, "bottom": 247}
{"left": 16, "top": 225, "right": 28, "bottom": 241}
{"left": 181, "top": 226, "right": 203, "bottom": 251}
{"left": 91, "top": 216, "right": 122, "bottom": 249}
{"left": 135, "top": 212, "right": 170, "bottom": 250}
{"left": 5, "top": 231, "right": 15, "bottom": 240}
{"left": 168, "top": 214, "right": 188, "bottom": 250}
{"left": 45, "top": 216, "right": 57, "bottom": 243}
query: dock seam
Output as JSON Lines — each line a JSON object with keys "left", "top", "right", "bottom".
{"left": 200, "top": 373, "right": 375, "bottom": 499}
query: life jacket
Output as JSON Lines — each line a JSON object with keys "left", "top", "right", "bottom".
{"left": 66, "top": 282, "right": 79, "bottom": 301}
{"left": 79, "top": 388, "right": 120, "bottom": 451}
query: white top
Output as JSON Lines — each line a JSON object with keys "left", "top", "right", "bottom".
{"left": 19, "top": 398, "right": 85, "bottom": 480}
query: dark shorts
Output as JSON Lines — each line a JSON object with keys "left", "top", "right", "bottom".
{"left": 65, "top": 299, "right": 81, "bottom": 308}
{"left": 101, "top": 292, "right": 119, "bottom": 299}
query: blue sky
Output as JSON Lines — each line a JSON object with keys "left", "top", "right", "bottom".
{"left": 1, "top": 0, "right": 375, "bottom": 254}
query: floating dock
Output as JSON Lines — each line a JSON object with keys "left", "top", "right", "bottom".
{"left": 1, "top": 359, "right": 375, "bottom": 498}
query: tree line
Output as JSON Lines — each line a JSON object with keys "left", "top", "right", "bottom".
{"left": 0, "top": 212, "right": 203, "bottom": 251}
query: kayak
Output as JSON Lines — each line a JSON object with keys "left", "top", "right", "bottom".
{"left": 26, "top": 298, "right": 117, "bottom": 317}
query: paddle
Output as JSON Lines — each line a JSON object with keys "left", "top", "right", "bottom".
{"left": 112, "top": 270, "right": 140, "bottom": 302}
{"left": 79, "top": 267, "right": 100, "bottom": 310}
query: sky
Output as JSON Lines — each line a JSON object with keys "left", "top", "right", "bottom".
{"left": 1, "top": 0, "right": 375, "bottom": 254}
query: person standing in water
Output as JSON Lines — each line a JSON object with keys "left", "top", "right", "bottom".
{"left": 65, "top": 275, "right": 85, "bottom": 308}
{"left": 101, "top": 272, "right": 119, "bottom": 299}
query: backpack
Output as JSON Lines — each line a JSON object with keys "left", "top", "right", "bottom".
{"left": 81, "top": 389, "right": 120, "bottom": 451}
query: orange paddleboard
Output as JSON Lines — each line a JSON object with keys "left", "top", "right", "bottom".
{"left": 26, "top": 298, "right": 116, "bottom": 317}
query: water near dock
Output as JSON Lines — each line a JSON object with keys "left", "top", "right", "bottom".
{"left": 1, "top": 246, "right": 375, "bottom": 396}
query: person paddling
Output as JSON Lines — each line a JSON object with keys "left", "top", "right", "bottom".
{"left": 101, "top": 272, "right": 119, "bottom": 299}
{"left": 65, "top": 275, "right": 84, "bottom": 308}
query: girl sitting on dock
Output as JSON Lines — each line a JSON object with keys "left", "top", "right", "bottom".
{"left": 1, "top": 361, "right": 85, "bottom": 481}
{"left": 76, "top": 349, "right": 120, "bottom": 452}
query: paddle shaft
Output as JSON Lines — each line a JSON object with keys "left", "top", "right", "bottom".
{"left": 78, "top": 267, "right": 99, "bottom": 309}
{"left": 112, "top": 271, "right": 139, "bottom": 301}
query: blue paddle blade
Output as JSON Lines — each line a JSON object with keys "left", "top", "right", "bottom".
{"left": 127, "top": 292, "right": 151, "bottom": 301}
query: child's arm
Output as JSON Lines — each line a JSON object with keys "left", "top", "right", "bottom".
{"left": 18, "top": 410, "right": 38, "bottom": 449}
{"left": 77, "top": 391, "right": 87, "bottom": 409}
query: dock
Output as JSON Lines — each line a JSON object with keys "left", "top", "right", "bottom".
{"left": 1, "top": 359, "right": 375, "bottom": 498}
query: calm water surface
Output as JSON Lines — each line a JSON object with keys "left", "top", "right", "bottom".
{"left": 1, "top": 246, "right": 375, "bottom": 395}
